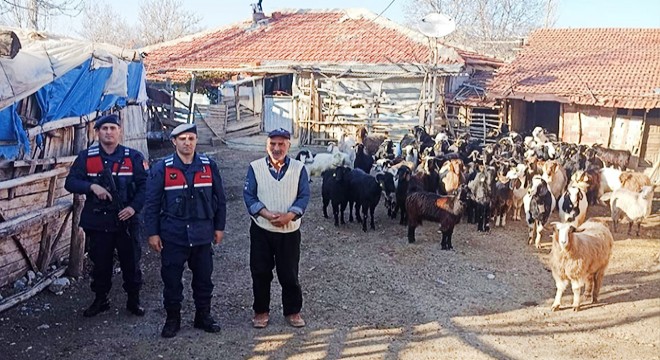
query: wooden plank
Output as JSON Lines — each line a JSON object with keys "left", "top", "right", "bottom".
{"left": 0, "top": 192, "right": 49, "bottom": 214}
{"left": 0, "top": 179, "right": 49, "bottom": 199}
{"left": 0, "top": 202, "right": 72, "bottom": 238}
{"left": 0, "top": 155, "right": 77, "bottom": 169}
{"left": 0, "top": 267, "right": 67, "bottom": 313}
{"left": 225, "top": 126, "right": 261, "bottom": 139}
{"left": 0, "top": 210, "right": 38, "bottom": 272}
{"left": 0, "top": 167, "right": 68, "bottom": 191}
{"left": 226, "top": 118, "right": 261, "bottom": 133}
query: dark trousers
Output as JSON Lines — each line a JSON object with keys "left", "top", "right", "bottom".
{"left": 250, "top": 221, "right": 302, "bottom": 316}
{"left": 85, "top": 228, "right": 142, "bottom": 296}
{"left": 161, "top": 242, "right": 214, "bottom": 311}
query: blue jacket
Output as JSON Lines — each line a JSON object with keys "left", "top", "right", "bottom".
{"left": 64, "top": 144, "right": 147, "bottom": 232}
{"left": 243, "top": 156, "right": 310, "bottom": 219}
{"left": 144, "top": 152, "right": 227, "bottom": 247}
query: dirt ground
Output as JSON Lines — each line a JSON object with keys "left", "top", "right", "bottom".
{"left": 1, "top": 145, "right": 659, "bottom": 360}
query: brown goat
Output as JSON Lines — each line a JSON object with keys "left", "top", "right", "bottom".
{"left": 619, "top": 172, "right": 651, "bottom": 192}
{"left": 542, "top": 160, "right": 568, "bottom": 200}
{"left": 570, "top": 169, "right": 601, "bottom": 205}
{"left": 406, "top": 186, "right": 470, "bottom": 250}
{"left": 439, "top": 159, "right": 464, "bottom": 195}
{"left": 356, "top": 126, "right": 387, "bottom": 156}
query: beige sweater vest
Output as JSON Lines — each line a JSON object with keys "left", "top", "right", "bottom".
{"left": 250, "top": 158, "right": 303, "bottom": 233}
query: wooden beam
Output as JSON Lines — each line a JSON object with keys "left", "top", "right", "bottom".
{"left": 0, "top": 267, "right": 66, "bottom": 313}
{"left": 187, "top": 73, "right": 197, "bottom": 124}
{"left": 0, "top": 155, "right": 77, "bottom": 169}
{"left": 36, "top": 176, "right": 59, "bottom": 272}
{"left": 0, "top": 210, "right": 38, "bottom": 272}
{"left": 26, "top": 112, "right": 96, "bottom": 139}
{"left": 0, "top": 167, "right": 68, "bottom": 191}
{"left": 67, "top": 123, "right": 87, "bottom": 278}
{"left": 0, "top": 201, "right": 72, "bottom": 238}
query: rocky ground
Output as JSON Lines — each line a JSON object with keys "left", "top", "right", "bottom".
{"left": 0, "top": 145, "right": 659, "bottom": 360}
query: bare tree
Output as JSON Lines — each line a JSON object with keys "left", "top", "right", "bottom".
{"left": 405, "top": 0, "right": 557, "bottom": 58}
{"left": 138, "top": 0, "right": 202, "bottom": 46}
{"left": 0, "top": 0, "right": 84, "bottom": 30}
{"left": 78, "top": 1, "right": 138, "bottom": 48}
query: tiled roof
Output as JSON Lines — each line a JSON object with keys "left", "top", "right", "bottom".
{"left": 142, "top": 8, "right": 469, "bottom": 82}
{"left": 489, "top": 28, "right": 660, "bottom": 109}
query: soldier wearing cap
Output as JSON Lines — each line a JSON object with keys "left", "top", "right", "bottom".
{"left": 243, "top": 128, "right": 310, "bottom": 328}
{"left": 64, "top": 113, "right": 147, "bottom": 318}
{"left": 144, "top": 123, "right": 227, "bottom": 338}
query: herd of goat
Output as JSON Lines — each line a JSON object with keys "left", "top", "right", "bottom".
{"left": 294, "top": 125, "right": 657, "bottom": 311}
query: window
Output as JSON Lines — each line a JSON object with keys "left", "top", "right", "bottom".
{"left": 264, "top": 74, "right": 293, "bottom": 96}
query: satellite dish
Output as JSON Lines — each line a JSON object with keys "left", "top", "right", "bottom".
{"left": 417, "top": 13, "right": 456, "bottom": 38}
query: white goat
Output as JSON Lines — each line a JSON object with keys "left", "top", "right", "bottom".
{"left": 532, "top": 126, "right": 549, "bottom": 144}
{"left": 305, "top": 152, "right": 350, "bottom": 177}
{"left": 604, "top": 186, "right": 655, "bottom": 236}
{"left": 550, "top": 221, "right": 613, "bottom": 311}
{"left": 337, "top": 133, "right": 357, "bottom": 165}
{"left": 599, "top": 167, "right": 622, "bottom": 198}
{"left": 558, "top": 186, "right": 588, "bottom": 227}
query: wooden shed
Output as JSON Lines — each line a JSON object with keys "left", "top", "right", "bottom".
{"left": 489, "top": 28, "right": 660, "bottom": 169}
{"left": 142, "top": 8, "right": 505, "bottom": 144}
{"left": 0, "top": 27, "right": 148, "bottom": 302}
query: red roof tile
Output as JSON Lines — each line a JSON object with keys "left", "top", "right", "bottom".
{"left": 489, "top": 28, "right": 660, "bottom": 109}
{"left": 143, "top": 9, "right": 469, "bottom": 82}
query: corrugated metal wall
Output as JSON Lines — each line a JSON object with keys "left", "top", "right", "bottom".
{"left": 264, "top": 96, "right": 294, "bottom": 133}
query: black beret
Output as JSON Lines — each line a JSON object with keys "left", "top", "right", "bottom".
{"left": 93, "top": 114, "right": 120, "bottom": 129}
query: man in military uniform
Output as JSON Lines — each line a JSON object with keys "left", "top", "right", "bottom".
{"left": 243, "top": 128, "right": 310, "bottom": 328}
{"left": 144, "top": 123, "right": 227, "bottom": 338}
{"left": 65, "top": 113, "right": 147, "bottom": 317}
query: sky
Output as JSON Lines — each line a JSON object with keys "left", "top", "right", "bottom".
{"left": 50, "top": 0, "right": 660, "bottom": 37}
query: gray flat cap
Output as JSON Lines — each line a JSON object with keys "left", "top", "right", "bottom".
{"left": 170, "top": 123, "right": 197, "bottom": 138}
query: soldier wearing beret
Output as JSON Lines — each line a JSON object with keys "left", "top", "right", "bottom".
{"left": 144, "top": 123, "right": 227, "bottom": 338}
{"left": 64, "top": 114, "right": 147, "bottom": 318}
{"left": 243, "top": 128, "right": 310, "bottom": 328}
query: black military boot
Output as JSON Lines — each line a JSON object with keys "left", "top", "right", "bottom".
{"left": 83, "top": 294, "right": 110, "bottom": 317}
{"left": 161, "top": 309, "right": 181, "bottom": 338}
{"left": 193, "top": 307, "right": 221, "bottom": 333}
{"left": 126, "top": 292, "right": 145, "bottom": 316}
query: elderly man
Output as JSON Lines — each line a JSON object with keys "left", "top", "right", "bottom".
{"left": 65, "top": 114, "right": 147, "bottom": 318}
{"left": 243, "top": 128, "right": 310, "bottom": 328}
{"left": 144, "top": 123, "right": 227, "bottom": 338}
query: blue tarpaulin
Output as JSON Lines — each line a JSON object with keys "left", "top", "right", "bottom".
{"left": 36, "top": 58, "right": 113, "bottom": 124}
{"left": 0, "top": 58, "right": 145, "bottom": 160}
{"left": 0, "top": 104, "right": 29, "bottom": 159}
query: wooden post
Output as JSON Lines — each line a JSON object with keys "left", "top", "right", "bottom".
{"left": 187, "top": 73, "right": 197, "bottom": 124}
{"left": 481, "top": 113, "right": 486, "bottom": 145}
{"left": 36, "top": 175, "right": 58, "bottom": 271}
{"left": 308, "top": 73, "right": 316, "bottom": 145}
{"left": 66, "top": 123, "right": 87, "bottom": 278}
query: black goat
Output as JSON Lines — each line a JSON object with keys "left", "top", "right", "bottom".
{"left": 392, "top": 166, "right": 411, "bottom": 225}
{"left": 353, "top": 143, "right": 374, "bottom": 174}
{"left": 347, "top": 168, "right": 382, "bottom": 232}
{"left": 321, "top": 166, "right": 352, "bottom": 226}
{"left": 405, "top": 185, "right": 470, "bottom": 250}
